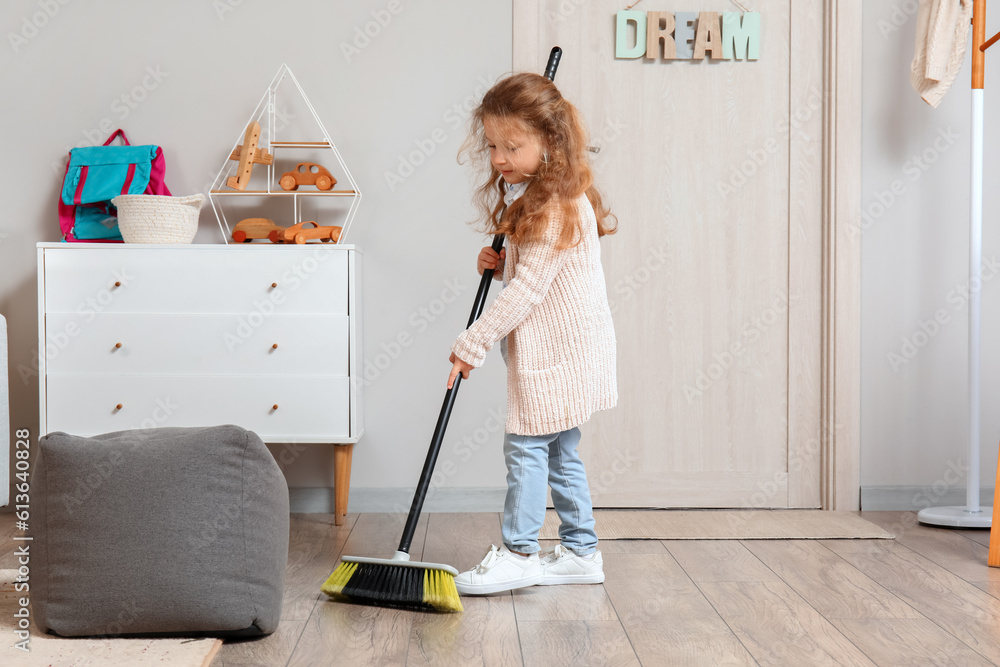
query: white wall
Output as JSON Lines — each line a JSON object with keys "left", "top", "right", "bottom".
{"left": 0, "top": 1, "right": 513, "bottom": 510}
{"left": 862, "top": 1, "right": 1000, "bottom": 509}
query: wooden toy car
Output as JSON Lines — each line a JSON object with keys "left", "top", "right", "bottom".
{"left": 279, "top": 163, "right": 338, "bottom": 191}
{"left": 279, "top": 221, "right": 342, "bottom": 244}
{"left": 232, "top": 218, "right": 286, "bottom": 243}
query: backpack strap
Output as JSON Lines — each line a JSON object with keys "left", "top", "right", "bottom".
{"left": 121, "top": 163, "right": 136, "bottom": 194}
{"left": 73, "top": 166, "right": 88, "bottom": 205}
{"left": 103, "top": 129, "right": 131, "bottom": 146}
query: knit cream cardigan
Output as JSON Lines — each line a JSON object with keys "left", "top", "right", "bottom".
{"left": 910, "top": 0, "right": 973, "bottom": 108}
{"left": 452, "top": 193, "right": 618, "bottom": 436}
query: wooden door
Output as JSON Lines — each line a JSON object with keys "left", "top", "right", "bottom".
{"left": 514, "top": 1, "right": 838, "bottom": 508}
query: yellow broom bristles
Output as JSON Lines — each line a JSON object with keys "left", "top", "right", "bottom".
{"left": 320, "top": 560, "right": 463, "bottom": 613}
{"left": 423, "top": 568, "right": 463, "bottom": 613}
{"left": 320, "top": 561, "right": 358, "bottom": 598}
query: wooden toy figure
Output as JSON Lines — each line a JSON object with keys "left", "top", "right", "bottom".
{"left": 232, "top": 218, "right": 286, "bottom": 243}
{"left": 279, "top": 163, "right": 338, "bottom": 191}
{"left": 279, "top": 221, "right": 342, "bottom": 244}
{"left": 227, "top": 122, "right": 274, "bottom": 190}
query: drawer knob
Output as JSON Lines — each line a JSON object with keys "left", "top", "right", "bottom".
{"left": 271, "top": 282, "right": 278, "bottom": 289}
{"left": 113, "top": 281, "right": 122, "bottom": 288}
{"left": 272, "top": 343, "right": 279, "bottom": 350}
{"left": 115, "top": 403, "right": 123, "bottom": 411}
{"left": 272, "top": 404, "right": 279, "bottom": 411}
{"left": 115, "top": 342, "right": 123, "bottom": 349}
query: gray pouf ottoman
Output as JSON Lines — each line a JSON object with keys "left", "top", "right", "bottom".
{"left": 31, "top": 424, "right": 289, "bottom": 637}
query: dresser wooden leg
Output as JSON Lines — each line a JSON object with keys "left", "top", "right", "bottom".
{"left": 333, "top": 443, "right": 354, "bottom": 527}
{"left": 989, "top": 438, "right": 1000, "bottom": 566}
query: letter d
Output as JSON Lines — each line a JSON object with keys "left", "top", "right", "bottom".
{"left": 615, "top": 11, "right": 647, "bottom": 58}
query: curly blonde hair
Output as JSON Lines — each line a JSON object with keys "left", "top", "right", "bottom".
{"left": 459, "top": 72, "right": 616, "bottom": 248}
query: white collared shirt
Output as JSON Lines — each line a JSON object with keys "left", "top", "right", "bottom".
{"left": 503, "top": 180, "right": 528, "bottom": 207}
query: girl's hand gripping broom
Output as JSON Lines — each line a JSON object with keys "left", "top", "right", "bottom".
{"left": 321, "top": 46, "right": 563, "bottom": 613}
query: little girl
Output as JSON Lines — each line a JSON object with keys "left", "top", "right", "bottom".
{"left": 446, "top": 72, "right": 618, "bottom": 595}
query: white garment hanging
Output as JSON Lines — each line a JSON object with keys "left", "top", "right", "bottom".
{"left": 910, "top": 0, "right": 974, "bottom": 107}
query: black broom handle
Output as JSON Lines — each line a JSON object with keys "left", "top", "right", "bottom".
{"left": 398, "top": 47, "right": 563, "bottom": 555}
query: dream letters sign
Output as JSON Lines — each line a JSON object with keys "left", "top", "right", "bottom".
{"left": 616, "top": 11, "right": 761, "bottom": 60}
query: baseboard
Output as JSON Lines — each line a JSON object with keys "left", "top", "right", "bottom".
{"left": 289, "top": 486, "right": 507, "bottom": 514}
{"left": 861, "top": 485, "right": 997, "bottom": 511}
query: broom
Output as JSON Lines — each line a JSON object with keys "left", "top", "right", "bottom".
{"left": 321, "top": 47, "right": 564, "bottom": 613}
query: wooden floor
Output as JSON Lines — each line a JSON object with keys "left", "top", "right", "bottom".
{"left": 6, "top": 511, "right": 1000, "bottom": 665}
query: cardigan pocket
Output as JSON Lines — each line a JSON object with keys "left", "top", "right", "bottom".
{"left": 515, "top": 328, "right": 571, "bottom": 372}
{"left": 516, "top": 362, "right": 571, "bottom": 401}
{"left": 513, "top": 362, "right": 585, "bottom": 431}
{"left": 514, "top": 311, "right": 595, "bottom": 373}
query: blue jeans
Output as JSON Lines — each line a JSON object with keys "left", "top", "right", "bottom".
{"left": 501, "top": 427, "right": 598, "bottom": 555}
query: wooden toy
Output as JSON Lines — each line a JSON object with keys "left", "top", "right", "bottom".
{"left": 279, "top": 162, "right": 338, "bottom": 191}
{"left": 227, "top": 122, "right": 274, "bottom": 191}
{"left": 280, "top": 221, "right": 342, "bottom": 244}
{"left": 232, "top": 218, "right": 286, "bottom": 243}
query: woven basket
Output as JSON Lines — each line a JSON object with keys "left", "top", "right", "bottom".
{"left": 111, "top": 194, "right": 204, "bottom": 244}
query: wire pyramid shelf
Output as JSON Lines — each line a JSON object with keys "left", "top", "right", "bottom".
{"left": 208, "top": 63, "right": 362, "bottom": 244}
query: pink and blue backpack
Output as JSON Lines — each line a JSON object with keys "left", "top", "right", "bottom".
{"left": 58, "top": 129, "right": 171, "bottom": 242}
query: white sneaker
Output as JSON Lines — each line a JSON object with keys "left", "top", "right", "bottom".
{"left": 454, "top": 545, "right": 543, "bottom": 595}
{"left": 539, "top": 544, "right": 605, "bottom": 585}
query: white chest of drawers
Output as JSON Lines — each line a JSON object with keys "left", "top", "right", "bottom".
{"left": 37, "top": 243, "right": 363, "bottom": 522}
